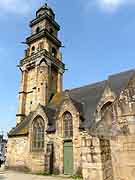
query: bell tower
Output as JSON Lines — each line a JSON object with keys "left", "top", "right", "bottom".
{"left": 16, "top": 3, "right": 65, "bottom": 124}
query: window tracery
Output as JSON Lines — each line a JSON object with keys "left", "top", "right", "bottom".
{"left": 32, "top": 117, "right": 44, "bottom": 151}
{"left": 63, "top": 112, "right": 73, "bottom": 138}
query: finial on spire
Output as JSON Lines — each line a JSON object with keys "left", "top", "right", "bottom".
{"left": 45, "top": 0, "right": 48, "bottom": 6}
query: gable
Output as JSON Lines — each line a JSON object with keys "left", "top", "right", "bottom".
{"left": 8, "top": 104, "right": 55, "bottom": 137}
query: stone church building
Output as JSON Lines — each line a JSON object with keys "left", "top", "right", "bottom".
{"left": 7, "top": 3, "right": 135, "bottom": 180}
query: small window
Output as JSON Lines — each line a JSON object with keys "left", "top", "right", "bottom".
{"left": 50, "top": 28, "right": 54, "bottom": 35}
{"left": 38, "top": 42, "right": 44, "bottom": 50}
{"left": 36, "top": 27, "right": 40, "bottom": 33}
{"left": 32, "top": 46, "right": 35, "bottom": 51}
{"left": 38, "top": 14, "right": 42, "bottom": 17}
{"left": 31, "top": 46, "right": 35, "bottom": 54}
{"left": 52, "top": 47, "right": 57, "bottom": 58}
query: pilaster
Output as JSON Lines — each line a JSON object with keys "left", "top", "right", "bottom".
{"left": 57, "top": 71, "right": 63, "bottom": 93}
{"left": 16, "top": 69, "right": 28, "bottom": 124}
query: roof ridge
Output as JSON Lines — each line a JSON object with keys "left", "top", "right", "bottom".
{"left": 68, "top": 69, "right": 135, "bottom": 93}
{"left": 108, "top": 69, "right": 135, "bottom": 78}
{"left": 69, "top": 80, "right": 106, "bottom": 92}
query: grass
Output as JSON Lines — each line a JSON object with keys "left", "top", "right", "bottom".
{"left": 34, "top": 172, "right": 83, "bottom": 179}
{"left": 69, "top": 175, "right": 83, "bottom": 179}
{"left": 34, "top": 172, "right": 52, "bottom": 176}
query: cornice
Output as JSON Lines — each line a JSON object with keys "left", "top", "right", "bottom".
{"left": 19, "top": 49, "right": 65, "bottom": 71}
{"left": 26, "top": 29, "right": 61, "bottom": 47}
{"left": 30, "top": 13, "right": 60, "bottom": 31}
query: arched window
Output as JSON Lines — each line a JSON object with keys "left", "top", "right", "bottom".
{"left": 31, "top": 46, "right": 35, "bottom": 54}
{"left": 36, "top": 26, "right": 40, "bottom": 33}
{"left": 32, "top": 46, "right": 35, "bottom": 51}
{"left": 38, "top": 42, "right": 44, "bottom": 51}
{"left": 101, "top": 102, "right": 112, "bottom": 118}
{"left": 63, "top": 112, "right": 73, "bottom": 138}
{"left": 32, "top": 117, "right": 44, "bottom": 151}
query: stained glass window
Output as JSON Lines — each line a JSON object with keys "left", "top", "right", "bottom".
{"left": 63, "top": 112, "right": 73, "bottom": 138}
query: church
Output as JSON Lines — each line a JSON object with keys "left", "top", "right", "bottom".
{"left": 7, "top": 3, "right": 135, "bottom": 180}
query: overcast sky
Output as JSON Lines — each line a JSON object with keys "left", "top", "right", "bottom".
{"left": 1, "top": 0, "right": 135, "bottom": 137}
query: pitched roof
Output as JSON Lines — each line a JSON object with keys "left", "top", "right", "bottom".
{"left": 69, "top": 69, "right": 135, "bottom": 128}
{"left": 108, "top": 69, "right": 134, "bottom": 96}
{"left": 70, "top": 81, "right": 106, "bottom": 128}
{"left": 8, "top": 112, "right": 35, "bottom": 137}
{"left": 8, "top": 105, "right": 57, "bottom": 137}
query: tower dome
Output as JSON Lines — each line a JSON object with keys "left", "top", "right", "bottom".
{"left": 36, "top": 3, "right": 55, "bottom": 19}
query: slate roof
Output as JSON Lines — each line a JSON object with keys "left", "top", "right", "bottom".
{"left": 8, "top": 69, "right": 135, "bottom": 137}
{"left": 8, "top": 112, "right": 35, "bottom": 137}
{"left": 108, "top": 70, "right": 134, "bottom": 96}
{"left": 42, "top": 106, "right": 57, "bottom": 133}
{"left": 69, "top": 69, "right": 135, "bottom": 128}
{"left": 70, "top": 80, "right": 106, "bottom": 128}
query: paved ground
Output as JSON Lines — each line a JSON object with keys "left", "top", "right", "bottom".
{"left": 0, "top": 166, "right": 75, "bottom": 180}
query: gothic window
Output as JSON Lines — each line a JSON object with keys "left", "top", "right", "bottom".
{"left": 32, "top": 117, "right": 44, "bottom": 151}
{"left": 63, "top": 112, "right": 73, "bottom": 138}
{"left": 101, "top": 102, "right": 112, "bottom": 118}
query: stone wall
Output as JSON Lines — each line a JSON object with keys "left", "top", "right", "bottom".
{"left": 46, "top": 134, "right": 67, "bottom": 175}
{"left": 81, "top": 134, "right": 135, "bottom": 180}
{"left": 100, "top": 138, "right": 114, "bottom": 180}
{"left": 81, "top": 130, "right": 116, "bottom": 180}
{"left": 108, "top": 77, "right": 135, "bottom": 180}
{"left": 110, "top": 135, "right": 135, "bottom": 180}
{"left": 28, "top": 151, "right": 45, "bottom": 173}
{"left": 6, "top": 136, "right": 29, "bottom": 171}
{"left": 81, "top": 133, "right": 104, "bottom": 180}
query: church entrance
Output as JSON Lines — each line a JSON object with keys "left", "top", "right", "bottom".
{"left": 64, "top": 141, "right": 73, "bottom": 175}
